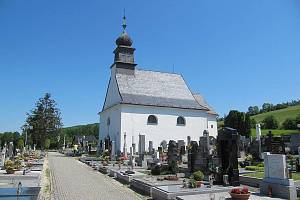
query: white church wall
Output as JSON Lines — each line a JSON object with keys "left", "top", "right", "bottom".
{"left": 103, "top": 73, "right": 122, "bottom": 110}
{"left": 99, "top": 104, "right": 121, "bottom": 152}
{"left": 207, "top": 114, "right": 218, "bottom": 137}
{"left": 119, "top": 104, "right": 217, "bottom": 152}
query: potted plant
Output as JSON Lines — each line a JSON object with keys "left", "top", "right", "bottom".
{"left": 229, "top": 187, "right": 251, "bottom": 200}
{"left": 188, "top": 178, "right": 196, "bottom": 188}
{"left": 192, "top": 170, "right": 204, "bottom": 187}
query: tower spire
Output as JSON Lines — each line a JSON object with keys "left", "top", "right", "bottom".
{"left": 122, "top": 9, "right": 127, "bottom": 32}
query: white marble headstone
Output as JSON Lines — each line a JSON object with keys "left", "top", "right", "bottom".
{"left": 256, "top": 124, "right": 261, "bottom": 141}
{"left": 264, "top": 153, "right": 287, "bottom": 180}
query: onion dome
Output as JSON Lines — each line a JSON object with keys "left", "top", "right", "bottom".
{"left": 116, "top": 32, "right": 133, "bottom": 46}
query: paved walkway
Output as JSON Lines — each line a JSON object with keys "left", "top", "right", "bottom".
{"left": 48, "top": 152, "right": 141, "bottom": 200}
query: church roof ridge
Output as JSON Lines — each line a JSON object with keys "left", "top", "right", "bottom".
{"left": 135, "top": 67, "right": 182, "bottom": 76}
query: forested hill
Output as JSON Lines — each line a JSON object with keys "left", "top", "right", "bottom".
{"left": 61, "top": 123, "right": 99, "bottom": 139}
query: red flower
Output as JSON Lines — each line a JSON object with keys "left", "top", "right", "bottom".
{"left": 231, "top": 188, "right": 241, "bottom": 194}
{"left": 242, "top": 186, "right": 249, "bottom": 194}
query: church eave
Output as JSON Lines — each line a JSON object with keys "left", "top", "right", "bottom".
{"left": 119, "top": 102, "right": 209, "bottom": 111}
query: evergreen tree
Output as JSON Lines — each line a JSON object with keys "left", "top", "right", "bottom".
{"left": 23, "top": 93, "right": 62, "bottom": 149}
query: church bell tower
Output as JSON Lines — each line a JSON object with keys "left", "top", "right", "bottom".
{"left": 112, "top": 13, "right": 136, "bottom": 72}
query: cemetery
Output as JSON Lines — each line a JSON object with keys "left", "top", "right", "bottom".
{"left": 72, "top": 123, "right": 300, "bottom": 200}
{"left": 0, "top": 142, "right": 46, "bottom": 200}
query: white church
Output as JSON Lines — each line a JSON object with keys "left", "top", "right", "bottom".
{"left": 99, "top": 17, "right": 218, "bottom": 154}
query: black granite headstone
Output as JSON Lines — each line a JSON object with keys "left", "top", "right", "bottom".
{"left": 217, "top": 127, "right": 240, "bottom": 186}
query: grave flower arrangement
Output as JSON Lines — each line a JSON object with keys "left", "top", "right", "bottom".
{"left": 229, "top": 187, "right": 250, "bottom": 200}
{"left": 188, "top": 170, "right": 204, "bottom": 188}
{"left": 4, "top": 160, "right": 16, "bottom": 174}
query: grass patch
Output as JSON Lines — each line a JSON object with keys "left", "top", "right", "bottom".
{"left": 243, "top": 172, "right": 264, "bottom": 179}
{"left": 46, "top": 168, "right": 50, "bottom": 178}
{"left": 245, "top": 166, "right": 264, "bottom": 172}
{"left": 251, "top": 105, "right": 300, "bottom": 126}
{"left": 250, "top": 129, "right": 300, "bottom": 137}
{"left": 243, "top": 172, "right": 300, "bottom": 180}
{"left": 44, "top": 184, "right": 50, "bottom": 193}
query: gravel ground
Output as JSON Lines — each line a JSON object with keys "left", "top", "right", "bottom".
{"left": 48, "top": 152, "right": 142, "bottom": 200}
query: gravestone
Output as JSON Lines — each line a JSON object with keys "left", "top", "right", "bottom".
{"left": 188, "top": 131, "right": 216, "bottom": 177}
{"left": 155, "top": 151, "right": 160, "bottom": 160}
{"left": 110, "top": 141, "right": 115, "bottom": 160}
{"left": 132, "top": 143, "right": 136, "bottom": 155}
{"left": 260, "top": 153, "right": 297, "bottom": 199}
{"left": 132, "top": 136, "right": 136, "bottom": 154}
{"left": 187, "top": 136, "right": 191, "bottom": 146}
{"left": 99, "top": 140, "right": 103, "bottom": 153}
{"left": 263, "top": 131, "right": 285, "bottom": 154}
{"left": 137, "top": 135, "right": 146, "bottom": 166}
{"left": 7, "top": 142, "right": 14, "bottom": 158}
{"left": 148, "top": 141, "right": 154, "bottom": 154}
{"left": 256, "top": 124, "right": 262, "bottom": 159}
{"left": 217, "top": 127, "right": 240, "bottom": 186}
{"left": 177, "top": 140, "right": 185, "bottom": 156}
{"left": 138, "top": 134, "right": 145, "bottom": 155}
{"left": 129, "top": 147, "right": 134, "bottom": 169}
{"left": 123, "top": 133, "right": 128, "bottom": 157}
{"left": 160, "top": 140, "right": 167, "bottom": 151}
{"left": 167, "top": 140, "right": 178, "bottom": 165}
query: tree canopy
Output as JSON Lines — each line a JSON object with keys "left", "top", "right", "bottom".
{"left": 224, "top": 110, "right": 251, "bottom": 137}
{"left": 22, "top": 93, "right": 62, "bottom": 149}
{"left": 262, "top": 115, "right": 279, "bottom": 129}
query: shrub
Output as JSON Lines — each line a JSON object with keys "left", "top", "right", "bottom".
{"left": 282, "top": 118, "right": 296, "bottom": 130}
{"left": 262, "top": 115, "right": 278, "bottom": 129}
{"left": 188, "top": 178, "right": 197, "bottom": 188}
{"left": 193, "top": 170, "right": 204, "bottom": 181}
{"left": 151, "top": 165, "right": 161, "bottom": 175}
{"left": 245, "top": 166, "right": 256, "bottom": 171}
{"left": 4, "top": 160, "right": 15, "bottom": 174}
{"left": 245, "top": 166, "right": 264, "bottom": 172}
{"left": 14, "top": 160, "right": 22, "bottom": 170}
{"left": 4, "top": 160, "right": 13, "bottom": 168}
{"left": 44, "top": 139, "right": 51, "bottom": 150}
{"left": 257, "top": 163, "right": 264, "bottom": 167}
{"left": 169, "top": 160, "right": 179, "bottom": 174}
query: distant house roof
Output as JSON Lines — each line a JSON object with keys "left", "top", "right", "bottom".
{"left": 115, "top": 69, "right": 211, "bottom": 111}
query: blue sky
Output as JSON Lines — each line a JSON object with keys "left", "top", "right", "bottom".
{"left": 1, "top": 0, "right": 300, "bottom": 132}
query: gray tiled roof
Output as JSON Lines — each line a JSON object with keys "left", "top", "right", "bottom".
{"left": 115, "top": 69, "right": 209, "bottom": 110}
{"left": 193, "top": 94, "right": 218, "bottom": 115}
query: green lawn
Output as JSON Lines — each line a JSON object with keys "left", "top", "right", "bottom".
{"left": 218, "top": 105, "right": 300, "bottom": 136}
{"left": 243, "top": 172, "right": 300, "bottom": 180}
{"left": 250, "top": 129, "right": 300, "bottom": 137}
{"left": 251, "top": 105, "right": 300, "bottom": 126}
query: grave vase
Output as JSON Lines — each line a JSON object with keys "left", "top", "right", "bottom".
{"left": 196, "top": 181, "right": 202, "bottom": 188}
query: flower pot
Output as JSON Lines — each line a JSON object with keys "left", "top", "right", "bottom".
{"left": 229, "top": 192, "right": 251, "bottom": 200}
{"left": 196, "top": 181, "right": 202, "bottom": 188}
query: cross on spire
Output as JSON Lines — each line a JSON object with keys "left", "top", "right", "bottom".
{"left": 122, "top": 9, "right": 127, "bottom": 32}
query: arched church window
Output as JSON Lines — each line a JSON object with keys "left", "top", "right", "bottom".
{"left": 177, "top": 116, "right": 186, "bottom": 126}
{"left": 147, "top": 115, "right": 158, "bottom": 125}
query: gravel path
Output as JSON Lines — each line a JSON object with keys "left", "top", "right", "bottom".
{"left": 48, "top": 152, "right": 141, "bottom": 200}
